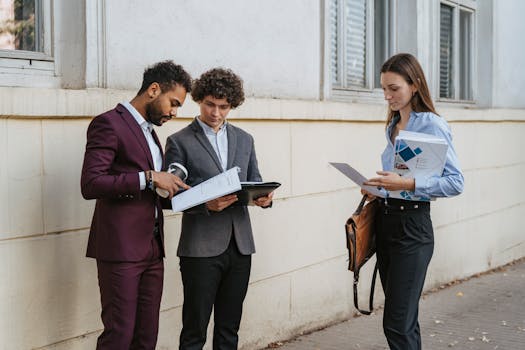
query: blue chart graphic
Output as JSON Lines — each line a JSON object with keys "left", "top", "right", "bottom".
{"left": 393, "top": 140, "right": 428, "bottom": 201}
{"left": 396, "top": 140, "right": 422, "bottom": 162}
{"left": 391, "top": 131, "right": 447, "bottom": 202}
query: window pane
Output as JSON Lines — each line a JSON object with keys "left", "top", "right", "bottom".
{"left": 374, "top": 0, "right": 389, "bottom": 88}
{"left": 440, "top": 4, "right": 454, "bottom": 99}
{"left": 330, "top": 0, "right": 340, "bottom": 86}
{"left": 345, "top": 0, "right": 366, "bottom": 87}
{"left": 0, "top": 0, "right": 40, "bottom": 52}
{"left": 459, "top": 9, "right": 472, "bottom": 100}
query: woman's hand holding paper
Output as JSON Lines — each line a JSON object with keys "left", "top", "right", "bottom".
{"left": 364, "top": 171, "right": 415, "bottom": 192}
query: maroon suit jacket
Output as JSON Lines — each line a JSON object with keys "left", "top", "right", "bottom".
{"left": 81, "top": 103, "right": 167, "bottom": 262}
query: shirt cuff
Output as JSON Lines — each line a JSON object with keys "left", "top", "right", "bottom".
{"left": 414, "top": 174, "right": 440, "bottom": 199}
{"left": 139, "top": 171, "right": 146, "bottom": 190}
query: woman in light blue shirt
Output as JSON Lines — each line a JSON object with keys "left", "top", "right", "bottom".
{"left": 364, "top": 53, "right": 464, "bottom": 350}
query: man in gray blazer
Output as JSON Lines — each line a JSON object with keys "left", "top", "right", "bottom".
{"left": 164, "top": 68, "right": 273, "bottom": 350}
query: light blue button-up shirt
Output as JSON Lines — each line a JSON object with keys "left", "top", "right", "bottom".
{"left": 381, "top": 111, "right": 464, "bottom": 200}
{"left": 196, "top": 117, "right": 228, "bottom": 171}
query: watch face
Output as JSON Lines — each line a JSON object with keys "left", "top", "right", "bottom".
{"left": 168, "top": 163, "right": 188, "bottom": 181}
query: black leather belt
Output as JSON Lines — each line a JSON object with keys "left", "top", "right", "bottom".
{"left": 379, "top": 198, "right": 430, "bottom": 211}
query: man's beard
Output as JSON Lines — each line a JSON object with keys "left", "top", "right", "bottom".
{"left": 145, "top": 101, "right": 165, "bottom": 126}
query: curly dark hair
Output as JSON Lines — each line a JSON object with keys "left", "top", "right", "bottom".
{"left": 191, "top": 68, "right": 245, "bottom": 108}
{"left": 137, "top": 60, "right": 192, "bottom": 95}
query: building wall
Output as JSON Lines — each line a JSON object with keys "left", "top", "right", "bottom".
{"left": 1, "top": 101, "right": 523, "bottom": 349}
{"left": 1, "top": 0, "right": 524, "bottom": 349}
{"left": 99, "top": 0, "right": 321, "bottom": 99}
{"left": 492, "top": 0, "right": 525, "bottom": 108}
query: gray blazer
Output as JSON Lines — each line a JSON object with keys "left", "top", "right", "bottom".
{"left": 164, "top": 118, "right": 262, "bottom": 257}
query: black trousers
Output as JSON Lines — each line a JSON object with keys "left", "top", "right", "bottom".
{"left": 179, "top": 238, "right": 252, "bottom": 350}
{"left": 376, "top": 199, "right": 434, "bottom": 350}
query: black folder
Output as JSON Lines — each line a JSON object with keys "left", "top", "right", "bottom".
{"left": 232, "top": 182, "right": 281, "bottom": 206}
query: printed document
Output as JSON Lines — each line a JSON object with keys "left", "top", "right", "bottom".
{"left": 171, "top": 167, "right": 241, "bottom": 212}
{"left": 329, "top": 162, "right": 387, "bottom": 198}
{"left": 390, "top": 130, "right": 448, "bottom": 201}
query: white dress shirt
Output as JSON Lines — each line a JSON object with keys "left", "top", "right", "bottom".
{"left": 121, "top": 101, "right": 163, "bottom": 189}
{"left": 196, "top": 116, "right": 228, "bottom": 171}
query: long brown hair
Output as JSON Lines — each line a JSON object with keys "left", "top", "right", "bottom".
{"left": 381, "top": 53, "right": 437, "bottom": 126}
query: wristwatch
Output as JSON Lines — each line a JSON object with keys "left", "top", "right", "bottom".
{"left": 146, "top": 170, "right": 155, "bottom": 191}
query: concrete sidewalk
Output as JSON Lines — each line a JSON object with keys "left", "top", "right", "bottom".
{"left": 268, "top": 259, "right": 525, "bottom": 350}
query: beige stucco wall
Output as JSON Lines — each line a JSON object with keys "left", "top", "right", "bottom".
{"left": 1, "top": 89, "right": 524, "bottom": 349}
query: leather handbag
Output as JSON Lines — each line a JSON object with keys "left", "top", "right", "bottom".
{"left": 345, "top": 194, "right": 379, "bottom": 315}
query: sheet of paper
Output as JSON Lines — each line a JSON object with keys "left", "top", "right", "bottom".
{"left": 329, "top": 162, "right": 386, "bottom": 198}
{"left": 171, "top": 167, "right": 242, "bottom": 212}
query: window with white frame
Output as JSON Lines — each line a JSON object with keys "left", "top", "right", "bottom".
{"left": 439, "top": 0, "right": 475, "bottom": 101}
{"left": 0, "top": 0, "right": 51, "bottom": 61}
{"left": 329, "top": 0, "right": 393, "bottom": 91}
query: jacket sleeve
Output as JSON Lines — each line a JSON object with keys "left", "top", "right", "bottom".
{"left": 246, "top": 136, "right": 262, "bottom": 182}
{"left": 80, "top": 115, "right": 140, "bottom": 200}
{"left": 413, "top": 120, "right": 464, "bottom": 198}
{"left": 246, "top": 136, "right": 272, "bottom": 208}
{"left": 165, "top": 134, "right": 211, "bottom": 216}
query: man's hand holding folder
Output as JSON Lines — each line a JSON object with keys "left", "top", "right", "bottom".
{"left": 206, "top": 182, "right": 279, "bottom": 211}
{"left": 252, "top": 191, "right": 274, "bottom": 208}
{"left": 232, "top": 182, "right": 281, "bottom": 207}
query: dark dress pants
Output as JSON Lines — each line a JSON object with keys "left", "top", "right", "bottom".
{"left": 376, "top": 200, "right": 434, "bottom": 350}
{"left": 179, "top": 238, "right": 252, "bottom": 350}
{"left": 96, "top": 235, "right": 164, "bottom": 350}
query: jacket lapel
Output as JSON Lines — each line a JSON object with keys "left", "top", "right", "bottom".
{"left": 226, "top": 123, "right": 237, "bottom": 170}
{"left": 151, "top": 129, "right": 164, "bottom": 156}
{"left": 191, "top": 118, "right": 223, "bottom": 172}
{"left": 151, "top": 129, "right": 164, "bottom": 166}
{"left": 117, "top": 104, "right": 154, "bottom": 170}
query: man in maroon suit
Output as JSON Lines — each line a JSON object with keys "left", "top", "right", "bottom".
{"left": 81, "top": 60, "right": 191, "bottom": 349}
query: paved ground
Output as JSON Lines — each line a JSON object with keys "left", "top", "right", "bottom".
{"left": 268, "top": 259, "right": 525, "bottom": 350}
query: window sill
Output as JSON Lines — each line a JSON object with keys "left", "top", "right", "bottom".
{"left": 436, "top": 98, "right": 477, "bottom": 109}
{"left": 0, "top": 49, "right": 54, "bottom": 61}
{"left": 329, "top": 87, "right": 385, "bottom": 103}
{"left": 0, "top": 55, "right": 57, "bottom": 88}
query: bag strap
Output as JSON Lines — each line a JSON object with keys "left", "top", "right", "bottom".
{"left": 353, "top": 261, "right": 379, "bottom": 315}
{"left": 353, "top": 194, "right": 368, "bottom": 216}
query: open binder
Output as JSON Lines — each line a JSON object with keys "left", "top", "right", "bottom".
{"left": 171, "top": 167, "right": 242, "bottom": 212}
{"left": 170, "top": 167, "right": 280, "bottom": 211}
{"left": 231, "top": 182, "right": 281, "bottom": 206}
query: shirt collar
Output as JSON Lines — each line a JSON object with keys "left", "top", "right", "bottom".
{"left": 122, "top": 101, "right": 153, "bottom": 132}
{"left": 196, "top": 116, "right": 227, "bottom": 135}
